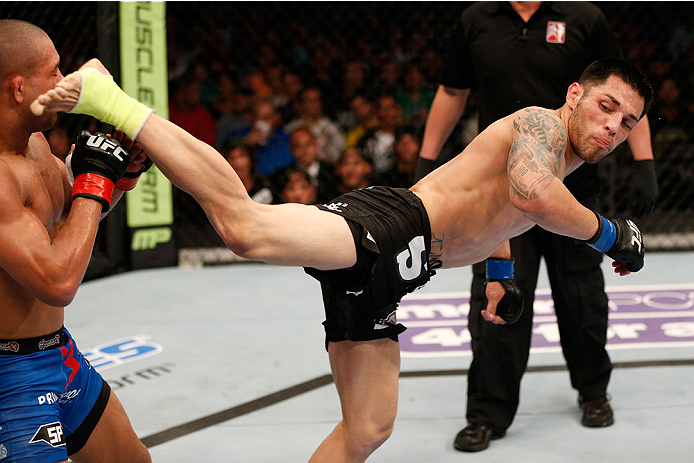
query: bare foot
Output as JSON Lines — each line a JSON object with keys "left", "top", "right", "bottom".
{"left": 30, "top": 58, "right": 112, "bottom": 116}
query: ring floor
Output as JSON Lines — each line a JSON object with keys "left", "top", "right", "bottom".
{"left": 65, "top": 251, "right": 694, "bottom": 462}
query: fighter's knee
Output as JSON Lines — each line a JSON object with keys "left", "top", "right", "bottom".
{"left": 127, "top": 443, "right": 151, "bottom": 463}
{"left": 214, "top": 212, "right": 259, "bottom": 259}
{"left": 345, "top": 419, "right": 394, "bottom": 456}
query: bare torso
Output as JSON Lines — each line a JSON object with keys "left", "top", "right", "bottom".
{"left": 0, "top": 133, "right": 67, "bottom": 338}
{"left": 411, "top": 107, "right": 582, "bottom": 269}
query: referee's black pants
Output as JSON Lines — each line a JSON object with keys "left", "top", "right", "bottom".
{"left": 465, "top": 225, "right": 612, "bottom": 432}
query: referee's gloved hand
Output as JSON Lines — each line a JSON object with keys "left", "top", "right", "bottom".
{"left": 482, "top": 258, "right": 523, "bottom": 325}
{"left": 630, "top": 159, "right": 658, "bottom": 218}
{"left": 414, "top": 157, "right": 437, "bottom": 183}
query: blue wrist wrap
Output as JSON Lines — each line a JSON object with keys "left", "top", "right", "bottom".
{"left": 587, "top": 215, "right": 617, "bottom": 253}
{"left": 486, "top": 258, "right": 514, "bottom": 280}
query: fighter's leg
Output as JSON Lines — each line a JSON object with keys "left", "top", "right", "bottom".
{"left": 310, "top": 339, "right": 400, "bottom": 463}
{"left": 69, "top": 390, "right": 150, "bottom": 463}
{"left": 31, "top": 60, "right": 356, "bottom": 270}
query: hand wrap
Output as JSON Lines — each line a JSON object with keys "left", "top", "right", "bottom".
{"left": 70, "top": 68, "right": 153, "bottom": 139}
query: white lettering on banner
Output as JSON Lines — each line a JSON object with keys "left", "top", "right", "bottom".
{"left": 661, "top": 322, "right": 694, "bottom": 338}
{"left": 397, "top": 303, "right": 465, "bottom": 320}
{"left": 533, "top": 299, "right": 554, "bottom": 314}
{"left": 608, "top": 291, "right": 694, "bottom": 311}
{"left": 533, "top": 323, "right": 561, "bottom": 343}
{"left": 607, "top": 323, "right": 648, "bottom": 340}
{"left": 411, "top": 328, "right": 471, "bottom": 347}
{"left": 643, "top": 292, "right": 694, "bottom": 310}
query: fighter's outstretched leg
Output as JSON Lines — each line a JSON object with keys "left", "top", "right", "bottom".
{"left": 309, "top": 338, "right": 400, "bottom": 463}
{"left": 32, "top": 59, "right": 357, "bottom": 271}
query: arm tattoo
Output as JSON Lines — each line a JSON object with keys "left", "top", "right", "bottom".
{"left": 508, "top": 109, "right": 567, "bottom": 200}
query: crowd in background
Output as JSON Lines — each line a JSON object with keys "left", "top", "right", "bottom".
{"left": 162, "top": 2, "right": 693, "bottom": 212}
{"left": 36, "top": 2, "right": 694, "bottom": 247}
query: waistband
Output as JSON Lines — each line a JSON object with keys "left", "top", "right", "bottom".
{"left": 0, "top": 327, "right": 67, "bottom": 355}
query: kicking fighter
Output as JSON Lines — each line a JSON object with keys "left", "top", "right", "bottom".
{"left": 0, "top": 20, "right": 151, "bottom": 463}
{"left": 32, "top": 57, "right": 651, "bottom": 462}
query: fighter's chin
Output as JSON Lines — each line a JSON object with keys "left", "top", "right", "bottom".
{"left": 576, "top": 147, "right": 605, "bottom": 164}
{"left": 35, "top": 113, "right": 58, "bottom": 133}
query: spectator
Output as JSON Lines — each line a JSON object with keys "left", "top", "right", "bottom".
{"left": 222, "top": 97, "right": 293, "bottom": 175}
{"left": 192, "top": 60, "right": 220, "bottom": 108}
{"left": 282, "top": 127, "right": 340, "bottom": 203}
{"left": 341, "top": 94, "right": 380, "bottom": 149}
{"left": 376, "top": 127, "right": 420, "bottom": 188}
{"left": 335, "top": 146, "right": 373, "bottom": 194}
{"left": 214, "top": 77, "right": 253, "bottom": 149}
{"left": 396, "top": 63, "right": 436, "bottom": 127}
{"left": 224, "top": 140, "right": 274, "bottom": 204}
{"left": 340, "top": 60, "right": 369, "bottom": 109}
{"left": 169, "top": 73, "right": 217, "bottom": 147}
{"left": 278, "top": 168, "right": 317, "bottom": 205}
{"left": 378, "top": 60, "right": 401, "bottom": 95}
{"left": 282, "top": 71, "right": 305, "bottom": 123}
{"left": 285, "top": 87, "right": 346, "bottom": 164}
{"left": 651, "top": 77, "right": 690, "bottom": 146}
{"left": 360, "top": 94, "right": 402, "bottom": 174}
{"left": 415, "top": 1, "right": 658, "bottom": 453}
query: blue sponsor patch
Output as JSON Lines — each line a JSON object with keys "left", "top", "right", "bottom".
{"left": 81, "top": 336, "right": 162, "bottom": 370}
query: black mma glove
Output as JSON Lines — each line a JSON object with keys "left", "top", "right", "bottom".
{"left": 68, "top": 130, "right": 130, "bottom": 212}
{"left": 584, "top": 210, "right": 644, "bottom": 272}
{"left": 414, "top": 157, "right": 437, "bottom": 183}
{"left": 630, "top": 159, "right": 658, "bottom": 218}
{"left": 486, "top": 257, "right": 524, "bottom": 324}
{"left": 115, "top": 155, "right": 153, "bottom": 191}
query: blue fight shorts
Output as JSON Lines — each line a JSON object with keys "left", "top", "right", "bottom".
{"left": 0, "top": 327, "right": 110, "bottom": 462}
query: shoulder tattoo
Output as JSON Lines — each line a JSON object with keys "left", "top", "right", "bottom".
{"left": 508, "top": 109, "right": 567, "bottom": 200}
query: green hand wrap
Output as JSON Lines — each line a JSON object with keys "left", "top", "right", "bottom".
{"left": 70, "top": 68, "right": 153, "bottom": 139}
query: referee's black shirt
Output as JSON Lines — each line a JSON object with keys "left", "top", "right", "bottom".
{"left": 441, "top": 1, "right": 623, "bottom": 200}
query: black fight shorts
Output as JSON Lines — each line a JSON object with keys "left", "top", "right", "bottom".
{"left": 305, "top": 186, "right": 435, "bottom": 348}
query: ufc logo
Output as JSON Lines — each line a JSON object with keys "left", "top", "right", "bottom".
{"left": 627, "top": 220, "right": 643, "bottom": 253}
{"left": 86, "top": 134, "right": 126, "bottom": 161}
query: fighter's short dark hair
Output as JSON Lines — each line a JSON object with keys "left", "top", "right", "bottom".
{"left": 578, "top": 59, "right": 654, "bottom": 118}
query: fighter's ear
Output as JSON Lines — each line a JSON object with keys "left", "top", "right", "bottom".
{"left": 8, "top": 75, "right": 24, "bottom": 104}
{"left": 566, "top": 82, "right": 583, "bottom": 111}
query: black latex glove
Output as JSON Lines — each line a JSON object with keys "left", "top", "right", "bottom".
{"left": 630, "top": 159, "right": 658, "bottom": 218}
{"left": 414, "top": 158, "right": 437, "bottom": 183}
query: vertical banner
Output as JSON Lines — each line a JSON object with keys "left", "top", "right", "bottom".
{"left": 119, "top": 2, "right": 177, "bottom": 268}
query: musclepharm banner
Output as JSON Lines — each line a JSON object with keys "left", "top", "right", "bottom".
{"left": 120, "top": 2, "right": 176, "bottom": 267}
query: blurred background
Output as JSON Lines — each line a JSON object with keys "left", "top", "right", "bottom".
{"left": 2, "top": 1, "right": 693, "bottom": 277}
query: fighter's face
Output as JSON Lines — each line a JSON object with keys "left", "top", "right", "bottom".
{"left": 26, "top": 37, "right": 63, "bottom": 131}
{"left": 567, "top": 76, "right": 644, "bottom": 164}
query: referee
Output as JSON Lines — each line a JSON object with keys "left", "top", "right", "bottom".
{"left": 415, "top": 1, "right": 658, "bottom": 453}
